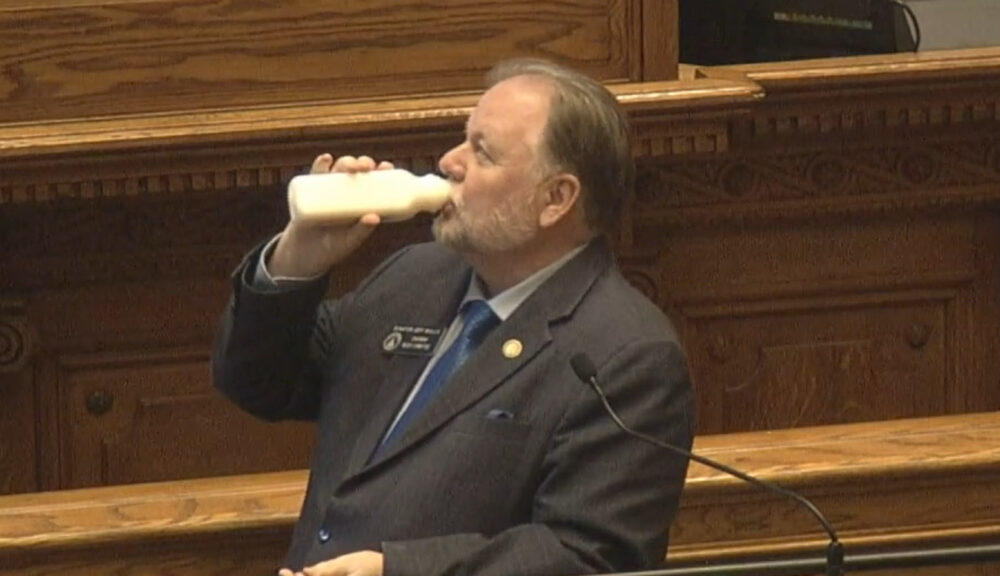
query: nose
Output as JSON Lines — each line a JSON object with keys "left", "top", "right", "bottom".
{"left": 438, "top": 142, "right": 466, "bottom": 182}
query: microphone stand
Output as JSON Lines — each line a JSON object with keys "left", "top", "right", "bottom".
{"left": 610, "top": 542, "right": 1000, "bottom": 576}
{"left": 568, "top": 354, "right": 846, "bottom": 576}
{"left": 567, "top": 353, "right": 1000, "bottom": 576}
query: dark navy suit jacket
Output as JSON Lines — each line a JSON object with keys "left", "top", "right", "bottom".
{"left": 212, "top": 238, "right": 694, "bottom": 575}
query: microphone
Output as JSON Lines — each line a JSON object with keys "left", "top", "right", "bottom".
{"left": 569, "top": 353, "right": 845, "bottom": 576}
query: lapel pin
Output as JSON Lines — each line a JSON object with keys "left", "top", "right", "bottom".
{"left": 502, "top": 339, "right": 523, "bottom": 359}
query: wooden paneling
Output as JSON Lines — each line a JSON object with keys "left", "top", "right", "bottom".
{"left": 56, "top": 347, "right": 315, "bottom": 489}
{"left": 1, "top": 413, "right": 997, "bottom": 575}
{"left": 2, "top": 45, "right": 1000, "bottom": 489}
{"left": 0, "top": 300, "right": 35, "bottom": 495}
{"left": 641, "top": 0, "right": 678, "bottom": 80}
{"left": 618, "top": 49, "right": 1000, "bottom": 434}
{"left": 0, "top": 0, "right": 643, "bottom": 124}
{"left": 649, "top": 214, "right": 989, "bottom": 432}
{"left": 686, "top": 294, "right": 950, "bottom": 431}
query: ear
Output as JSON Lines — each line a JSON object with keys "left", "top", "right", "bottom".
{"left": 538, "top": 173, "right": 582, "bottom": 229}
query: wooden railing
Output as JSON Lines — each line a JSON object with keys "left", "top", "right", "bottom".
{"left": 2, "top": 412, "right": 997, "bottom": 575}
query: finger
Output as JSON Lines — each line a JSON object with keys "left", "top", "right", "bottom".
{"left": 302, "top": 560, "right": 344, "bottom": 576}
{"left": 277, "top": 569, "right": 294, "bottom": 576}
{"left": 331, "top": 155, "right": 359, "bottom": 173}
{"left": 310, "top": 154, "right": 334, "bottom": 174}
{"left": 341, "top": 217, "right": 380, "bottom": 249}
{"left": 376, "top": 160, "right": 395, "bottom": 171}
{"left": 356, "top": 156, "right": 377, "bottom": 172}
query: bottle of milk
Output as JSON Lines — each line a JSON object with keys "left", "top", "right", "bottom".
{"left": 287, "top": 170, "right": 451, "bottom": 224}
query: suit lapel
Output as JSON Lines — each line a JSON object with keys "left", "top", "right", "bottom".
{"left": 371, "top": 310, "right": 550, "bottom": 465}
{"left": 342, "top": 255, "right": 472, "bottom": 478}
{"left": 361, "top": 238, "right": 614, "bottom": 471}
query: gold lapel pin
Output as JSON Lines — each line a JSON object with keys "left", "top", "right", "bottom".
{"left": 502, "top": 339, "right": 523, "bottom": 359}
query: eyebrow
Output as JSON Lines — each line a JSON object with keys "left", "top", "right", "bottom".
{"left": 469, "top": 131, "right": 493, "bottom": 156}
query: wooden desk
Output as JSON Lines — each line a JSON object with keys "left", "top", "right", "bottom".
{"left": 1, "top": 413, "right": 997, "bottom": 575}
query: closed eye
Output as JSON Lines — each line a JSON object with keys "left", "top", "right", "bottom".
{"left": 470, "top": 135, "right": 493, "bottom": 163}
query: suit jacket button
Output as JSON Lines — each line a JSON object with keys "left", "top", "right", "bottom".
{"left": 317, "top": 528, "right": 331, "bottom": 543}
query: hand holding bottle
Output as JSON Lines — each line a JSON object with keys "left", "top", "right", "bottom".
{"left": 267, "top": 154, "right": 390, "bottom": 278}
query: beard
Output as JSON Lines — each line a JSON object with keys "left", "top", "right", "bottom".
{"left": 432, "top": 189, "right": 539, "bottom": 254}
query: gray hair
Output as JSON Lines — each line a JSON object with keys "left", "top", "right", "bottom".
{"left": 486, "top": 58, "right": 634, "bottom": 233}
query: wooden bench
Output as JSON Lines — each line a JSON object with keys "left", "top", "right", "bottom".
{"left": 1, "top": 412, "right": 998, "bottom": 575}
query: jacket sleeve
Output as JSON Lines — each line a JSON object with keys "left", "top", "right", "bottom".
{"left": 211, "top": 242, "right": 337, "bottom": 421}
{"left": 211, "top": 242, "right": 414, "bottom": 422}
{"left": 380, "top": 340, "right": 694, "bottom": 576}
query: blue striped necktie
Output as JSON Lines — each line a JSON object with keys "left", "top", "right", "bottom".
{"left": 375, "top": 299, "right": 499, "bottom": 455}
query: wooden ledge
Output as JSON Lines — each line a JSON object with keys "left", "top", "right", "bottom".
{"left": 686, "top": 411, "right": 1000, "bottom": 487}
{"left": 4, "top": 48, "right": 999, "bottom": 211}
{"left": 671, "top": 412, "right": 1000, "bottom": 563}
{"left": 0, "top": 79, "right": 761, "bottom": 162}
{"left": 12, "top": 44, "right": 1000, "bottom": 162}
{"left": 0, "top": 469, "right": 306, "bottom": 553}
{"left": 1, "top": 412, "right": 998, "bottom": 572}
{"left": 698, "top": 46, "right": 1000, "bottom": 91}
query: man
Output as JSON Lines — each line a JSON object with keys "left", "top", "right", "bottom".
{"left": 213, "top": 58, "right": 693, "bottom": 576}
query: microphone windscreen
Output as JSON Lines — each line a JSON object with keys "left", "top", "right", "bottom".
{"left": 570, "top": 353, "right": 598, "bottom": 383}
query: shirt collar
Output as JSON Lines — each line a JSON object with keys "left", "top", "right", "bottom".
{"left": 461, "top": 243, "right": 588, "bottom": 322}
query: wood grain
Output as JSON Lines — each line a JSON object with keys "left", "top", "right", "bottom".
{"left": 56, "top": 347, "right": 317, "bottom": 489}
{"left": 1, "top": 413, "right": 997, "bottom": 574}
{"left": 2, "top": 46, "right": 1000, "bottom": 489}
{"left": 641, "top": 0, "right": 678, "bottom": 80}
{"left": 0, "top": 78, "right": 760, "bottom": 163}
{"left": 0, "top": 0, "right": 639, "bottom": 123}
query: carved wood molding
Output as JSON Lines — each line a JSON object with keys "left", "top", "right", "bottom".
{"left": 636, "top": 134, "right": 1000, "bottom": 227}
{"left": 0, "top": 187, "right": 285, "bottom": 290}
{"left": 3, "top": 51, "right": 997, "bottom": 217}
{"left": 0, "top": 156, "right": 451, "bottom": 207}
{"left": 0, "top": 79, "right": 760, "bottom": 210}
{"left": 0, "top": 186, "right": 435, "bottom": 291}
{"left": 0, "top": 300, "right": 31, "bottom": 374}
{"left": 744, "top": 94, "right": 1000, "bottom": 142}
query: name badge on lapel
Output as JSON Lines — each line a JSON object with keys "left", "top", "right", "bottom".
{"left": 382, "top": 325, "right": 444, "bottom": 356}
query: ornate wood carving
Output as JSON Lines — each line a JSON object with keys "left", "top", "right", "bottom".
{"left": 0, "top": 300, "right": 36, "bottom": 495}
{"left": 0, "top": 301, "right": 30, "bottom": 374}
{"left": 3, "top": 46, "right": 1000, "bottom": 490}
{"left": 683, "top": 284, "right": 962, "bottom": 433}
{"left": 636, "top": 135, "right": 1000, "bottom": 227}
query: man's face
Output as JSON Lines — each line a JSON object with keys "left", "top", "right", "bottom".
{"left": 433, "top": 75, "right": 553, "bottom": 254}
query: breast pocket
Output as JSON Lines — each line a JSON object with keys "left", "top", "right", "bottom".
{"left": 430, "top": 414, "right": 536, "bottom": 528}
{"left": 449, "top": 413, "right": 533, "bottom": 444}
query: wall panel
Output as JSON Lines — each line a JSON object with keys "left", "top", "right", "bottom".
{"left": 0, "top": 0, "right": 642, "bottom": 123}
{"left": 2, "top": 44, "right": 999, "bottom": 490}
